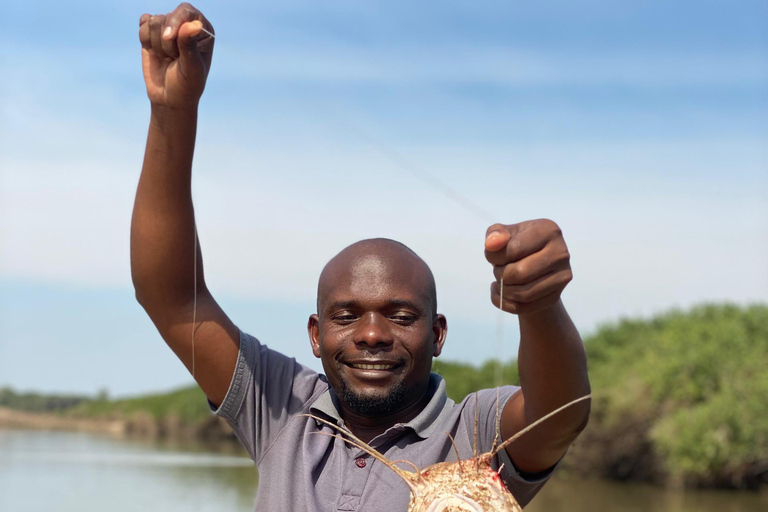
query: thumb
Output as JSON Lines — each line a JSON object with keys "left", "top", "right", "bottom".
{"left": 485, "top": 227, "right": 510, "bottom": 252}
{"left": 177, "top": 21, "right": 206, "bottom": 78}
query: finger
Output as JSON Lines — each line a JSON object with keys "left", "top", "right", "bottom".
{"left": 485, "top": 222, "right": 549, "bottom": 266}
{"left": 161, "top": 3, "right": 203, "bottom": 59}
{"left": 139, "top": 14, "right": 152, "bottom": 50}
{"left": 490, "top": 283, "right": 563, "bottom": 315}
{"left": 177, "top": 21, "right": 206, "bottom": 79}
{"left": 149, "top": 14, "right": 169, "bottom": 60}
{"left": 498, "top": 269, "right": 572, "bottom": 304}
{"left": 492, "top": 243, "right": 570, "bottom": 285}
{"left": 161, "top": 23, "right": 180, "bottom": 59}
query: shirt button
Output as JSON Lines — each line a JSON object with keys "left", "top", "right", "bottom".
{"left": 355, "top": 457, "right": 367, "bottom": 468}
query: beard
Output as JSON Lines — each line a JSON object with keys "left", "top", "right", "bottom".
{"left": 338, "top": 378, "right": 408, "bottom": 418}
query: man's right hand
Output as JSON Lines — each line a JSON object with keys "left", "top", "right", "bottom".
{"left": 139, "top": 3, "right": 215, "bottom": 110}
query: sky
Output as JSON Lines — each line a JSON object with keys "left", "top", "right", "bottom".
{"left": 1, "top": 1, "right": 766, "bottom": 397}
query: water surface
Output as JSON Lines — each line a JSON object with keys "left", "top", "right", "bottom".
{"left": 2, "top": 430, "right": 766, "bottom": 511}
{"left": 0, "top": 429, "right": 258, "bottom": 512}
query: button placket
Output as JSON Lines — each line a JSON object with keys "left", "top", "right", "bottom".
{"left": 336, "top": 447, "right": 374, "bottom": 511}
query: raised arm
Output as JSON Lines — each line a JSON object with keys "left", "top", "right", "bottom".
{"left": 132, "top": 3, "right": 238, "bottom": 407}
{"left": 485, "top": 220, "right": 591, "bottom": 474}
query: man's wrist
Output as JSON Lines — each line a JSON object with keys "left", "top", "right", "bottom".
{"left": 150, "top": 103, "right": 199, "bottom": 125}
{"left": 148, "top": 103, "right": 199, "bottom": 143}
{"left": 517, "top": 299, "right": 566, "bottom": 326}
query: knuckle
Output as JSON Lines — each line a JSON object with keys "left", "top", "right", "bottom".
{"left": 505, "top": 263, "right": 525, "bottom": 283}
{"left": 540, "top": 218, "right": 562, "bottom": 237}
{"left": 552, "top": 249, "right": 570, "bottom": 267}
{"left": 178, "top": 3, "right": 198, "bottom": 19}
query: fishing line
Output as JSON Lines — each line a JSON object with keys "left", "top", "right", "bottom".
{"left": 341, "top": 124, "right": 497, "bottom": 224}
{"left": 494, "top": 275, "right": 505, "bottom": 449}
{"left": 352, "top": 128, "right": 510, "bottom": 425}
{"left": 192, "top": 222, "right": 198, "bottom": 379}
{"left": 496, "top": 276, "right": 505, "bottom": 386}
{"left": 340, "top": 123, "right": 510, "bottom": 390}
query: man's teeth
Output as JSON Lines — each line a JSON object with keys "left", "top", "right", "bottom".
{"left": 349, "top": 363, "right": 395, "bottom": 370}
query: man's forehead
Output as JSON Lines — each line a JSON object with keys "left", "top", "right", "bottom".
{"left": 322, "top": 240, "right": 422, "bottom": 278}
{"left": 317, "top": 239, "right": 436, "bottom": 312}
{"left": 321, "top": 251, "right": 425, "bottom": 295}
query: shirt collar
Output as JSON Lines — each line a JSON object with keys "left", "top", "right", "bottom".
{"left": 308, "top": 373, "right": 455, "bottom": 439}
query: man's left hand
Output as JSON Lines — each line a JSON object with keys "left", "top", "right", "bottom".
{"left": 484, "top": 219, "right": 572, "bottom": 315}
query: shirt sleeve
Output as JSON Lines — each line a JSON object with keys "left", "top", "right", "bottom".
{"left": 210, "top": 329, "right": 326, "bottom": 464}
{"left": 467, "top": 386, "right": 558, "bottom": 508}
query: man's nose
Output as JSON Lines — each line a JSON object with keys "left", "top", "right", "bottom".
{"left": 355, "top": 313, "right": 394, "bottom": 348}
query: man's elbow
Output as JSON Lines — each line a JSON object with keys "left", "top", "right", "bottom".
{"left": 134, "top": 287, "right": 150, "bottom": 310}
{"left": 539, "top": 398, "right": 590, "bottom": 449}
{"left": 556, "top": 400, "right": 591, "bottom": 447}
{"left": 131, "top": 273, "right": 153, "bottom": 310}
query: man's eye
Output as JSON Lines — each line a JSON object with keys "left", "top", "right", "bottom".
{"left": 391, "top": 314, "right": 417, "bottom": 324}
{"left": 333, "top": 314, "right": 357, "bottom": 323}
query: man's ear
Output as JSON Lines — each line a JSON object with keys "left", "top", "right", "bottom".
{"left": 308, "top": 314, "right": 321, "bottom": 358}
{"left": 432, "top": 314, "right": 447, "bottom": 357}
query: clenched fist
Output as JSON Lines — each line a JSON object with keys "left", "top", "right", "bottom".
{"left": 139, "top": 3, "right": 215, "bottom": 109}
{"left": 484, "top": 219, "right": 573, "bottom": 315}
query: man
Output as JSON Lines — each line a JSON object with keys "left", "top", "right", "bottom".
{"left": 132, "top": 4, "right": 590, "bottom": 510}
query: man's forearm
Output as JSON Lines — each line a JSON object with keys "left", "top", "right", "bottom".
{"left": 517, "top": 300, "right": 591, "bottom": 438}
{"left": 131, "top": 105, "right": 204, "bottom": 311}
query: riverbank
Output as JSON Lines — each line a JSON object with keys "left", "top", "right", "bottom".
{"left": 0, "top": 401, "right": 237, "bottom": 443}
{"left": 0, "top": 406, "right": 125, "bottom": 434}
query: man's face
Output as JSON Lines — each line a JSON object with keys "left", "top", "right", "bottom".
{"left": 308, "top": 248, "right": 446, "bottom": 418}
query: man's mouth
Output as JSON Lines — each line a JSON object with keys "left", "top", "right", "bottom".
{"left": 346, "top": 362, "right": 397, "bottom": 371}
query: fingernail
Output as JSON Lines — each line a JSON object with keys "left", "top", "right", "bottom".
{"left": 163, "top": 26, "right": 172, "bottom": 39}
{"left": 487, "top": 231, "right": 502, "bottom": 241}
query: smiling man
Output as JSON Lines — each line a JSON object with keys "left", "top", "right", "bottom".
{"left": 309, "top": 239, "right": 446, "bottom": 442}
{"left": 131, "top": 4, "right": 590, "bottom": 511}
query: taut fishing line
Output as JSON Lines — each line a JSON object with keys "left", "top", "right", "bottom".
{"left": 192, "top": 223, "right": 198, "bottom": 379}
{"left": 347, "top": 126, "right": 511, "bottom": 447}
{"left": 343, "top": 125, "right": 508, "bottom": 387}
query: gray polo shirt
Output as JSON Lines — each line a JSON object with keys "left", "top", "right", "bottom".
{"left": 213, "top": 330, "right": 553, "bottom": 511}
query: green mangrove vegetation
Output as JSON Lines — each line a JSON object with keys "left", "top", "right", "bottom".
{"left": 573, "top": 302, "right": 768, "bottom": 489}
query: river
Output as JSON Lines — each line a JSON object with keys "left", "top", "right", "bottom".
{"left": 1, "top": 430, "right": 766, "bottom": 511}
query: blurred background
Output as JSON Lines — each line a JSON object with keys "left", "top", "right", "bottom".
{"left": 1, "top": 1, "right": 766, "bottom": 511}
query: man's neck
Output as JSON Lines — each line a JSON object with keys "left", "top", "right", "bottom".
{"left": 340, "top": 388, "right": 432, "bottom": 444}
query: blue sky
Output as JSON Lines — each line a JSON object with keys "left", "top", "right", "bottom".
{"left": 1, "top": 1, "right": 766, "bottom": 397}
